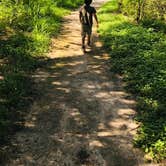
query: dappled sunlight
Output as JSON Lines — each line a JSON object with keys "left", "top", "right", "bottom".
{"left": 97, "top": 131, "right": 120, "bottom": 137}
{"left": 51, "top": 61, "right": 84, "bottom": 68}
{"left": 89, "top": 64, "right": 101, "bottom": 69}
{"left": 24, "top": 116, "right": 37, "bottom": 128}
{"left": 93, "top": 70, "right": 102, "bottom": 74}
{"left": 93, "top": 55, "right": 108, "bottom": 60}
{"left": 109, "top": 91, "right": 126, "bottom": 96}
{"left": 67, "top": 61, "right": 84, "bottom": 66}
{"left": 119, "top": 98, "right": 136, "bottom": 105}
{"left": 117, "top": 108, "right": 136, "bottom": 116}
{"left": 6, "top": 1, "right": 153, "bottom": 165}
{"left": 86, "top": 84, "right": 96, "bottom": 89}
{"left": 13, "top": 34, "right": 141, "bottom": 165}
{"left": 24, "top": 155, "right": 34, "bottom": 163}
{"left": 54, "top": 62, "right": 66, "bottom": 68}
{"left": 0, "top": 75, "right": 4, "bottom": 80}
{"left": 52, "top": 81, "right": 62, "bottom": 85}
{"left": 95, "top": 91, "right": 111, "bottom": 99}
{"left": 70, "top": 109, "right": 81, "bottom": 117}
{"left": 108, "top": 118, "right": 138, "bottom": 130}
{"left": 32, "top": 71, "right": 50, "bottom": 78}
{"left": 89, "top": 140, "right": 104, "bottom": 148}
{"left": 48, "top": 50, "right": 83, "bottom": 59}
{"left": 95, "top": 41, "right": 102, "bottom": 48}
{"left": 56, "top": 87, "right": 71, "bottom": 93}
{"left": 98, "top": 122, "right": 106, "bottom": 130}
{"left": 47, "top": 11, "right": 83, "bottom": 59}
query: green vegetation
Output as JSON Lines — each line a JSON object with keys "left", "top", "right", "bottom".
{"left": 119, "top": 0, "right": 166, "bottom": 25}
{"left": 98, "top": 0, "right": 166, "bottom": 162}
{"left": 0, "top": 0, "right": 83, "bottom": 144}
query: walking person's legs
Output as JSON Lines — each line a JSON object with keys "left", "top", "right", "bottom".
{"left": 87, "top": 34, "right": 91, "bottom": 46}
{"left": 81, "top": 25, "right": 92, "bottom": 52}
{"left": 81, "top": 24, "right": 86, "bottom": 52}
{"left": 87, "top": 25, "right": 92, "bottom": 46}
{"left": 82, "top": 35, "right": 86, "bottom": 52}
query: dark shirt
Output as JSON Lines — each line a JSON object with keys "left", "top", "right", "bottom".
{"left": 79, "top": 5, "right": 96, "bottom": 25}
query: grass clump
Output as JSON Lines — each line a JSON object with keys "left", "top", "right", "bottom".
{"left": 98, "top": 0, "right": 166, "bottom": 162}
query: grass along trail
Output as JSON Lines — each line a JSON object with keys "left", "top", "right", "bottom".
{"left": 6, "top": 0, "right": 161, "bottom": 165}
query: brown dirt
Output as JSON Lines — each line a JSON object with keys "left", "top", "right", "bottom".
{"left": 5, "top": 0, "right": 162, "bottom": 166}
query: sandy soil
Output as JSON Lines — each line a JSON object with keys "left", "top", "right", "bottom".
{"left": 5, "top": 0, "right": 162, "bottom": 165}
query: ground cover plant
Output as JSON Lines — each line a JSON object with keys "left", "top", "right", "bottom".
{"left": 98, "top": 0, "right": 166, "bottom": 162}
{"left": 0, "top": 0, "right": 83, "bottom": 153}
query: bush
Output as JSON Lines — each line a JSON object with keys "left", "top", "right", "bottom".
{"left": 98, "top": 0, "right": 166, "bottom": 162}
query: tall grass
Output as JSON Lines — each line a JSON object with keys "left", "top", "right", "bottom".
{"left": 98, "top": 0, "right": 166, "bottom": 162}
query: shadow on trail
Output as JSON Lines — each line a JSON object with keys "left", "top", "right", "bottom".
{"left": 16, "top": 34, "right": 138, "bottom": 165}
{"left": 6, "top": 33, "right": 140, "bottom": 166}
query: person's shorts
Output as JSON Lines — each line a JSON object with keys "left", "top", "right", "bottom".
{"left": 81, "top": 24, "right": 92, "bottom": 37}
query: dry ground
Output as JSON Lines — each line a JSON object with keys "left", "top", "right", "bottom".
{"left": 5, "top": 0, "right": 161, "bottom": 165}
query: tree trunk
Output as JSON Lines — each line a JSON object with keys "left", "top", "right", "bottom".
{"left": 118, "top": 0, "right": 123, "bottom": 13}
{"left": 136, "top": 0, "right": 141, "bottom": 23}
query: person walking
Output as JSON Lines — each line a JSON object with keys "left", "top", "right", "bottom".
{"left": 79, "top": 0, "right": 99, "bottom": 53}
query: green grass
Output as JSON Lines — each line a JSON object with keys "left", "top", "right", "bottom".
{"left": 0, "top": 0, "right": 83, "bottom": 151}
{"left": 98, "top": 0, "right": 166, "bottom": 162}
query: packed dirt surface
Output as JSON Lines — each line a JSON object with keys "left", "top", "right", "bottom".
{"left": 5, "top": 0, "right": 161, "bottom": 166}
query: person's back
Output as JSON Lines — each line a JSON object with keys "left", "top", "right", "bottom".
{"left": 80, "top": 4, "right": 96, "bottom": 26}
{"left": 79, "top": 0, "right": 98, "bottom": 53}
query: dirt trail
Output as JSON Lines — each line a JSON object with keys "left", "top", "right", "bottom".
{"left": 6, "top": 0, "right": 159, "bottom": 166}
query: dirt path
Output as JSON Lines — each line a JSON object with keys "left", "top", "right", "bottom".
{"left": 6, "top": 1, "right": 159, "bottom": 166}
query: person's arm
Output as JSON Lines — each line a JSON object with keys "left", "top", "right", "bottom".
{"left": 93, "top": 7, "right": 99, "bottom": 27}
{"left": 79, "top": 11, "right": 82, "bottom": 23}
{"left": 94, "top": 13, "right": 99, "bottom": 27}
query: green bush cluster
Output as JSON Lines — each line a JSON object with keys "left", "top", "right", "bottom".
{"left": 98, "top": 0, "right": 166, "bottom": 162}
{"left": 0, "top": 0, "right": 83, "bottom": 144}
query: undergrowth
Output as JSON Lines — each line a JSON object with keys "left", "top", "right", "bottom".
{"left": 98, "top": 0, "right": 166, "bottom": 162}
